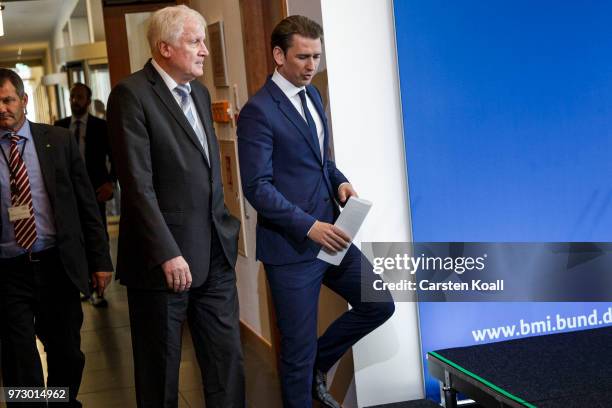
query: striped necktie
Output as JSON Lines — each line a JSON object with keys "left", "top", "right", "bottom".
{"left": 7, "top": 133, "right": 37, "bottom": 250}
{"left": 174, "top": 84, "right": 209, "bottom": 161}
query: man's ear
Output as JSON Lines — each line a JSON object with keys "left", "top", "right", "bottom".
{"left": 159, "top": 41, "right": 172, "bottom": 58}
{"left": 272, "top": 46, "right": 285, "bottom": 67}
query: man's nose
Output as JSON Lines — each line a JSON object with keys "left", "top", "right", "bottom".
{"left": 199, "top": 42, "right": 209, "bottom": 56}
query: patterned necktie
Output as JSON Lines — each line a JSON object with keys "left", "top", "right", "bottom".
{"left": 7, "top": 133, "right": 37, "bottom": 250}
{"left": 174, "top": 84, "right": 209, "bottom": 160}
{"left": 298, "top": 90, "right": 322, "bottom": 162}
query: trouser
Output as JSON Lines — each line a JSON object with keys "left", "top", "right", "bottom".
{"left": 127, "top": 228, "right": 245, "bottom": 408}
{"left": 265, "top": 244, "right": 395, "bottom": 408}
{"left": 0, "top": 248, "right": 85, "bottom": 408}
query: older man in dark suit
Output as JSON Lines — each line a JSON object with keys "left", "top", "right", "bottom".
{"left": 107, "top": 5, "right": 244, "bottom": 408}
{"left": 0, "top": 68, "right": 112, "bottom": 407}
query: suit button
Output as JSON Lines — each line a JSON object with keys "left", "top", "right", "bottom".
{"left": 324, "top": 197, "right": 330, "bottom": 202}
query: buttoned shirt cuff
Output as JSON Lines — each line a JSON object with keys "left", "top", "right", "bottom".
{"left": 306, "top": 220, "right": 317, "bottom": 239}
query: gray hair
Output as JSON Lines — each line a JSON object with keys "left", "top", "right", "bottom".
{"left": 147, "top": 5, "right": 207, "bottom": 55}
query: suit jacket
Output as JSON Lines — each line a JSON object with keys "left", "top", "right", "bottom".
{"left": 237, "top": 78, "right": 348, "bottom": 265}
{"left": 106, "top": 61, "right": 240, "bottom": 289}
{"left": 29, "top": 122, "right": 113, "bottom": 293}
{"left": 54, "top": 115, "right": 116, "bottom": 191}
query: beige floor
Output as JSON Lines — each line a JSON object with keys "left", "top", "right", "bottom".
{"left": 1, "top": 236, "right": 283, "bottom": 408}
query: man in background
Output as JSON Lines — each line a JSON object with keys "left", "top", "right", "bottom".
{"left": 0, "top": 68, "right": 112, "bottom": 406}
{"left": 237, "top": 15, "right": 395, "bottom": 408}
{"left": 55, "top": 83, "right": 115, "bottom": 307}
{"left": 107, "top": 5, "right": 244, "bottom": 407}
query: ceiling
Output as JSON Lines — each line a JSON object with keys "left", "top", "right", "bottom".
{"left": 0, "top": 0, "right": 74, "bottom": 62}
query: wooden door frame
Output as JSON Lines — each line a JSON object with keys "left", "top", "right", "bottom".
{"left": 102, "top": 0, "right": 190, "bottom": 87}
{"left": 239, "top": 0, "right": 286, "bottom": 98}
{"left": 238, "top": 0, "right": 287, "bottom": 373}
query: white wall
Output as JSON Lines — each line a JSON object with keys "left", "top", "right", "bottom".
{"left": 124, "top": 12, "right": 152, "bottom": 74}
{"left": 321, "top": 0, "right": 424, "bottom": 406}
{"left": 52, "top": 0, "right": 79, "bottom": 52}
{"left": 87, "top": 0, "right": 106, "bottom": 42}
{"left": 286, "top": 0, "right": 327, "bottom": 71}
{"left": 69, "top": 17, "right": 90, "bottom": 45}
{"left": 191, "top": 0, "right": 273, "bottom": 343}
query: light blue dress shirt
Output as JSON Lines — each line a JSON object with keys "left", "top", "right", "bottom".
{"left": 0, "top": 121, "right": 56, "bottom": 257}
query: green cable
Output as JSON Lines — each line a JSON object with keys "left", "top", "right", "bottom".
{"left": 428, "top": 351, "right": 537, "bottom": 408}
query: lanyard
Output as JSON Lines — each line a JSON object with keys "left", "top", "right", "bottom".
{"left": 0, "top": 136, "right": 29, "bottom": 196}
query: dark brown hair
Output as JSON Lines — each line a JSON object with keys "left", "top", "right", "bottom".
{"left": 271, "top": 15, "right": 323, "bottom": 54}
{"left": 72, "top": 82, "right": 92, "bottom": 99}
{"left": 0, "top": 68, "right": 25, "bottom": 97}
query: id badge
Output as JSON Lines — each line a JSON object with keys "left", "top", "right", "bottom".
{"left": 8, "top": 205, "right": 31, "bottom": 222}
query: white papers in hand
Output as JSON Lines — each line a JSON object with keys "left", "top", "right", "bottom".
{"left": 317, "top": 197, "right": 373, "bottom": 265}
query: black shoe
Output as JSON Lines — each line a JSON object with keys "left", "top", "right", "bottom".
{"left": 312, "top": 369, "right": 341, "bottom": 408}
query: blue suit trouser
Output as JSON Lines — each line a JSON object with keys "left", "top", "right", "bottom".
{"left": 265, "top": 244, "right": 395, "bottom": 408}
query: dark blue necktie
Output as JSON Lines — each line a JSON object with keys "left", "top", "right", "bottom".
{"left": 298, "top": 90, "right": 322, "bottom": 162}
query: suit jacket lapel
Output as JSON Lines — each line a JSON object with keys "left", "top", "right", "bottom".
{"left": 145, "top": 63, "right": 209, "bottom": 164}
{"left": 190, "top": 89, "right": 213, "bottom": 169}
{"left": 305, "top": 86, "right": 335, "bottom": 196}
{"left": 266, "top": 79, "right": 323, "bottom": 166}
{"left": 30, "top": 122, "right": 56, "bottom": 210}
{"left": 306, "top": 85, "right": 329, "bottom": 163}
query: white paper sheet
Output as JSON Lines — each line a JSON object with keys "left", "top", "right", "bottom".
{"left": 317, "top": 197, "right": 373, "bottom": 265}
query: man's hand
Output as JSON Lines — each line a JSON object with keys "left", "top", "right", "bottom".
{"left": 162, "top": 256, "right": 192, "bottom": 292}
{"left": 96, "top": 182, "right": 114, "bottom": 202}
{"left": 338, "top": 183, "right": 358, "bottom": 206}
{"left": 92, "top": 271, "right": 113, "bottom": 296}
{"left": 307, "top": 221, "right": 351, "bottom": 254}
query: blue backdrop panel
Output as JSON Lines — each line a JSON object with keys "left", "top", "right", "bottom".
{"left": 392, "top": 1, "right": 612, "bottom": 400}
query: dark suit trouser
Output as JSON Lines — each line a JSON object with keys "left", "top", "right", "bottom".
{"left": 265, "top": 245, "right": 395, "bottom": 408}
{"left": 127, "top": 228, "right": 245, "bottom": 408}
{"left": 0, "top": 248, "right": 85, "bottom": 408}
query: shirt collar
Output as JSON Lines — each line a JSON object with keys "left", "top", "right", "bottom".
{"left": 70, "top": 112, "right": 89, "bottom": 126}
{"left": 151, "top": 58, "right": 191, "bottom": 94}
{"left": 2, "top": 120, "right": 32, "bottom": 141}
{"left": 271, "top": 68, "right": 305, "bottom": 99}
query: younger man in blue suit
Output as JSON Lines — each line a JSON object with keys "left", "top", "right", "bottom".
{"left": 237, "top": 15, "right": 394, "bottom": 408}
